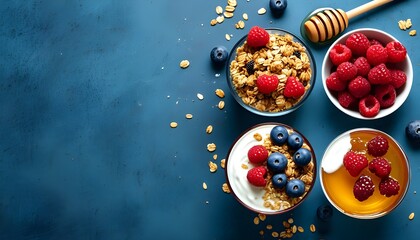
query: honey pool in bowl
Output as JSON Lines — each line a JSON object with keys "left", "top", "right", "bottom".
{"left": 320, "top": 128, "right": 410, "bottom": 219}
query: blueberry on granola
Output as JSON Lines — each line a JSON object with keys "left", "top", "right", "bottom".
{"left": 245, "top": 60, "right": 255, "bottom": 75}
{"left": 272, "top": 173, "right": 287, "bottom": 189}
{"left": 267, "top": 152, "right": 288, "bottom": 173}
{"left": 270, "top": 125, "right": 289, "bottom": 146}
{"left": 293, "top": 148, "right": 312, "bottom": 166}
{"left": 287, "top": 132, "right": 303, "bottom": 150}
{"left": 286, "top": 179, "right": 305, "bottom": 198}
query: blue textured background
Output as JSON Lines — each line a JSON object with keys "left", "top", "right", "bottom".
{"left": 0, "top": 0, "right": 419, "bottom": 239}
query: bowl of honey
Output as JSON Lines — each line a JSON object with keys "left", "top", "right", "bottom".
{"left": 320, "top": 128, "right": 410, "bottom": 219}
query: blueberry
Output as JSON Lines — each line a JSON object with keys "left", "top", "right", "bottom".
{"left": 246, "top": 60, "right": 255, "bottom": 75}
{"left": 317, "top": 204, "right": 333, "bottom": 221}
{"left": 287, "top": 132, "right": 303, "bottom": 150}
{"left": 272, "top": 173, "right": 287, "bottom": 189}
{"left": 210, "top": 46, "right": 228, "bottom": 65}
{"left": 269, "top": 0, "right": 287, "bottom": 16}
{"left": 406, "top": 120, "right": 420, "bottom": 143}
{"left": 270, "top": 125, "right": 289, "bottom": 146}
{"left": 267, "top": 152, "right": 288, "bottom": 173}
{"left": 293, "top": 148, "right": 312, "bottom": 166}
{"left": 285, "top": 179, "right": 305, "bottom": 198}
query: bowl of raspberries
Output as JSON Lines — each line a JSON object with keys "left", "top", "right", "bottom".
{"left": 322, "top": 28, "right": 413, "bottom": 119}
{"left": 225, "top": 122, "right": 316, "bottom": 215}
{"left": 227, "top": 26, "right": 316, "bottom": 117}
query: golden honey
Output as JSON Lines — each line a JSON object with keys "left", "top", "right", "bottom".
{"left": 321, "top": 129, "right": 409, "bottom": 218}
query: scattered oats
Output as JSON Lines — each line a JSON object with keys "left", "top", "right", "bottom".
{"left": 253, "top": 217, "right": 260, "bottom": 225}
{"left": 272, "top": 232, "right": 279, "bottom": 238}
{"left": 237, "top": 20, "right": 245, "bottom": 29}
{"left": 215, "top": 89, "right": 225, "bottom": 98}
{"left": 202, "top": 182, "right": 208, "bottom": 190}
{"left": 288, "top": 218, "right": 294, "bottom": 224}
{"left": 222, "top": 183, "right": 231, "bottom": 193}
{"left": 310, "top": 224, "right": 316, "bottom": 232}
{"left": 197, "top": 93, "right": 204, "bottom": 100}
{"left": 292, "top": 225, "right": 297, "bottom": 234}
{"left": 216, "top": 5, "right": 223, "bottom": 14}
{"left": 266, "top": 224, "right": 273, "bottom": 230}
{"left": 179, "top": 60, "right": 190, "bottom": 68}
{"left": 259, "top": 230, "right": 264, "bottom": 236}
{"left": 170, "top": 122, "right": 178, "bottom": 128}
{"left": 213, "top": 154, "right": 218, "bottom": 160}
{"left": 210, "top": 19, "right": 218, "bottom": 26}
{"left": 218, "top": 100, "right": 225, "bottom": 109}
{"left": 228, "top": 0, "right": 237, "bottom": 7}
{"left": 409, "top": 212, "right": 415, "bottom": 220}
{"left": 206, "top": 125, "right": 213, "bottom": 134}
{"left": 241, "top": 163, "right": 248, "bottom": 169}
{"left": 298, "top": 226, "right": 304, "bottom": 233}
{"left": 220, "top": 159, "right": 226, "bottom": 168}
{"left": 258, "top": 213, "right": 266, "bottom": 221}
{"left": 225, "top": 33, "right": 231, "bottom": 41}
{"left": 243, "top": 13, "right": 248, "bottom": 20}
{"left": 283, "top": 221, "right": 290, "bottom": 228}
{"left": 225, "top": 5, "right": 235, "bottom": 12}
{"left": 409, "top": 30, "right": 416, "bottom": 36}
{"left": 216, "top": 15, "right": 225, "bottom": 23}
{"left": 185, "top": 113, "right": 193, "bottom": 119}
{"left": 224, "top": 11, "right": 234, "bottom": 18}
{"left": 209, "top": 161, "right": 218, "bottom": 173}
{"left": 398, "top": 18, "right": 413, "bottom": 30}
{"left": 258, "top": 8, "right": 266, "bottom": 15}
{"left": 207, "top": 143, "right": 216, "bottom": 152}
{"left": 253, "top": 133, "right": 262, "bottom": 141}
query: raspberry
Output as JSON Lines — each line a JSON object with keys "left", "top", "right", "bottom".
{"left": 247, "top": 166, "right": 267, "bottom": 187}
{"left": 386, "top": 41, "right": 407, "bottom": 63}
{"left": 326, "top": 72, "right": 346, "bottom": 92}
{"left": 257, "top": 74, "right": 279, "bottom": 94}
{"left": 370, "top": 39, "right": 383, "bottom": 46}
{"left": 379, "top": 177, "right": 400, "bottom": 197}
{"left": 368, "top": 157, "right": 391, "bottom": 178}
{"left": 329, "top": 44, "right": 352, "bottom": 66}
{"left": 358, "top": 95, "right": 380, "bottom": 118}
{"left": 247, "top": 145, "right": 269, "bottom": 164}
{"left": 389, "top": 69, "right": 407, "bottom": 89}
{"left": 348, "top": 76, "right": 371, "bottom": 98}
{"left": 367, "top": 135, "right": 389, "bottom": 157}
{"left": 345, "top": 33, "right": 370, "bottom": 56}
{"left": 353, "top": 175, "right": 375, "bottom": 201}
{"left": 353, "top": 57, "right": 371, "bottom": 77}
{"left": 366, "top": 44, "right": 388, "bottom": 66}
{"left": 283, "top": 76, "right": 305, "bottom": 99}
{"left": 338, "top": 91, "right": 357, "bottom": 109}
{"left": 336, "top": 62, "right": 357, "bottom": 82}
{"left": 374, "top": 84, "right": 396, "bottom": 108}
{"left": 368, "top": 63, "right": 391, "bottom": 85}
{"left": 343, "top": 151, "right": 368, "bottom": 177}
{"left": 247, "top": 26, "right": 270, "bottom": 48}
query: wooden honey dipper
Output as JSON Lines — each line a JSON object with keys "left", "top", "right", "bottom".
{"left": 302, "top": 0, "right": 394, "bottom": 43}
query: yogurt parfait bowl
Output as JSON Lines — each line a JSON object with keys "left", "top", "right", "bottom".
{"left": 320, "top": 128, "right": 410, "bottom": 219}
{"left": 225, "top": 122, "right": 316, "bottom": 215}
{"left": 226, "top": 27, "right": 316, "bottom": 117}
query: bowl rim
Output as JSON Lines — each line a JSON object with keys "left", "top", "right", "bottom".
{"left": 226, "top": 28, "right": 317, "bottom": 117}
{"left": 319, "top": 127, "right": 411, "bottom": 219}
{"left": 321, "top": 27, "right": 413, "bottom": 120}
{"left": 225, "top": 122, "right": 317, "bottom": 215}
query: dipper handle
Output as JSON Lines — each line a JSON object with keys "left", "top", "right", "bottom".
{"left": 347, "top": 0, "right": 394, "bottom": 19}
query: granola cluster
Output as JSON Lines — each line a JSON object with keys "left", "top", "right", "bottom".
{"left": 229, "top": 33, "right": 313, "bottom": 112}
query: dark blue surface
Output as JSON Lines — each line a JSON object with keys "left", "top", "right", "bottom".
{"left": 0, "top": 0, "right": 419, "bottom": 239}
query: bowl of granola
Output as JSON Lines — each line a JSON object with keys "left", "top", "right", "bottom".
{"left": 227, "top": 27, "right": 316, "bottom": 116}
{"left": 225, "top": 122, "right": 316, "bottom": 215}
{"left": 322, "top": 28, "right": 413, "bottom": 119}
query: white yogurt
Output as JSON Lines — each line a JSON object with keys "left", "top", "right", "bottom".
{"left": 321, "top": 133, "right": 351, "bottom": 174}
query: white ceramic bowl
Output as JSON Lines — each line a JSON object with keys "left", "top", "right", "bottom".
{"left": 322, "top": 28, "right": 413, "bottom": 120}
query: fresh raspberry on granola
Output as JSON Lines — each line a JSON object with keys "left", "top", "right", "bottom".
{"left": 369, "top": 157, "right": 391, "bottom": 179}
{"left": 283, "top": 76, "right": 305, "bottom": 99}
{"left": 366, "top": 44, "right": 388, "bottom": 66}
{"left": 389, "top": 69, "right": 407, "bottom": 89}
{"left": 367, "top": 135, "right": 389, "bottom": 157}
{"left": 336, "top": 62, "right": 358, "bottom": 82}
{"left": 345, "top": 32, "right": 370, "bottom": 56}
{"left": 374, "top": 84, "right": 396, "bottom": 108}
{"left": 348, "top": 76, "right": 371, "bottom": 98}
{"left": 379, "top": 177, "right": 400, "bottom": 197}
{"left": 247, "top": 145, "right": 269, "bottom": 164}
{"left": 353, "top": 175, "right": 375, "bottom": 201}
{"left": 358, "top": 95, "right": 380, "bottom": 118}
{"left": 247, "top": 26, "right": 270, "bottom": 48}
{"left": 343, "top": 151, "right": 368, "bottom": 177}
{"left": 386, "top": 41, "right": 407, "bottom": 63}
{"left": 329, "top": 43, "right": 352, "bottom": 66}
{"left": 257, "top": 74, "right": 279, "bottom": 94}
{"left": 326, "top": 72, "right": 346, "bottom": 92}
{"left": 247, "top": 166, "right": 267, "bottom": 187}
{"left": 368, "top": 63, "right": 391, "bottom": 85}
